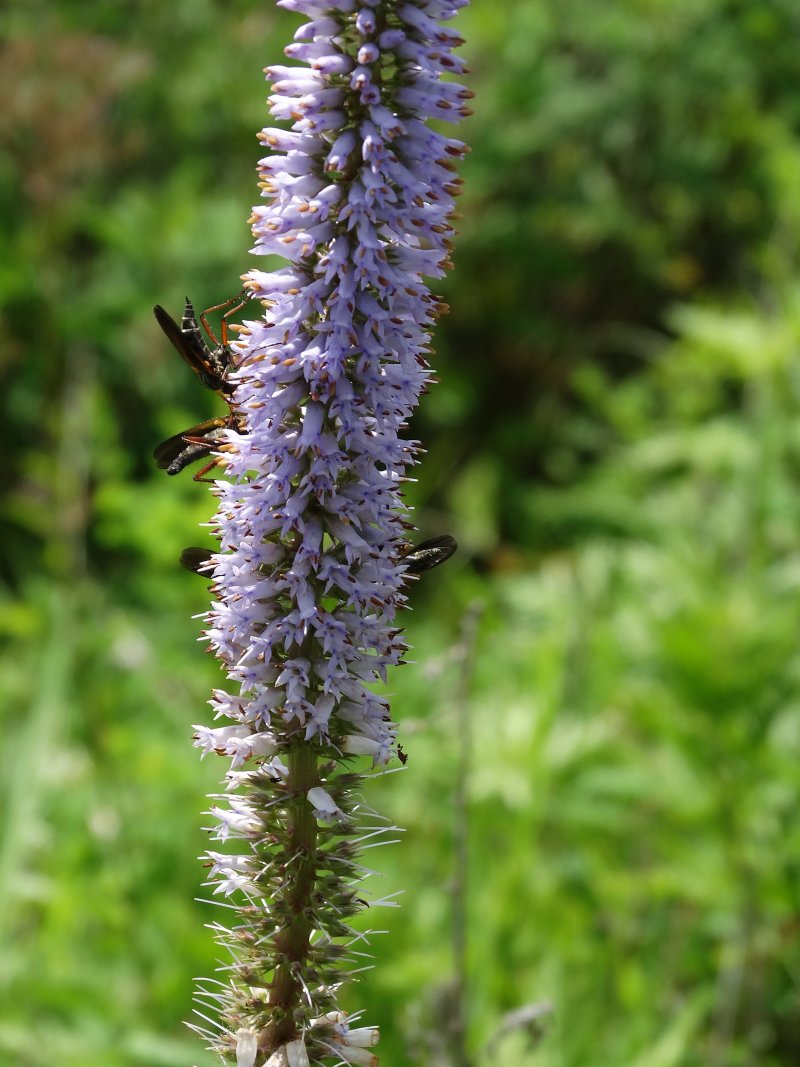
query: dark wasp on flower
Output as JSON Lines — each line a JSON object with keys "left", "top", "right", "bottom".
{"left": 153, "top": 412, "right": 248, "bottom": 482}
{"left": 153, "top": 292, "right": 252, "bottom": 480}
{"left": 153, "top": 292, "right": 248, "bottom": 396}
{"left": 180, "top": 534, "right": 458, "bottom": 579}
{"left": 401, "top": 534, "right": 457, "bottom": 573}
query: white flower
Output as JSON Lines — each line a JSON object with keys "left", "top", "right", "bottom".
{"left": 307, "top": 786, "right": 342, "bottom": 820}
{"left": 265, "top": 1038, "right": 309, "bottom": 1067}
{"left": 236, "top": 1028, "right": 258, "bottom": 1067}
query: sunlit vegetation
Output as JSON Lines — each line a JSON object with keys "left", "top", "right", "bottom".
{"left": 2, "top": 2, "right": 800, "bottom": 1065}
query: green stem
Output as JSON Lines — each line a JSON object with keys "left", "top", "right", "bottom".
{"left": 262, "top": 742, "right": 322, "bottom": 1055}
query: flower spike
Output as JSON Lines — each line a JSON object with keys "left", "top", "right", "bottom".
{"left": 189, "top": 3, "right": 469, "bottom": 1064}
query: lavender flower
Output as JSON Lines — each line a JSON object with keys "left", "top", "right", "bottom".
{"left": 189, "top": 3, "right": 470, "bottom": 1064}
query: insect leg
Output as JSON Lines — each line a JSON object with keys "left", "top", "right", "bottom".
{"left": 192, "top": 456, "right": 226, "bottom": 483}
{"left": 199, "top": 290, "right": 248, "bottom": 349}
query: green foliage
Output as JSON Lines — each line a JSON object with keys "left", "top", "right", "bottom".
{"left": 434, "top": 0, "right": 800, "bottom": 529}
{"left": 2, "top": 1, "right": 800, "bottom": 1066}
{"left": 355, "top": 295, "right": 800, "bottom": 1066}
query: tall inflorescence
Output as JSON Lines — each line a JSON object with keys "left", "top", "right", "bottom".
{"left": 190, "top": 2, "right": 470, "bottom": 1064}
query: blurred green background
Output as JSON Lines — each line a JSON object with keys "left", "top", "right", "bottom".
{"left": 3, "top": 1, "right": 800, "bottom": 1065}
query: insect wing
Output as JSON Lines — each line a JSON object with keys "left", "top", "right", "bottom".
{"left": 180, "top": 547, "right": 215, "bottom": 575}
{"left": 153, "top": 302, "right": 230, "bottom": 394}
{"left": 153, "top": 417, "right": 227, "bottom": 469}
{"left": 404, "top": 534, "right": 457, "bottom": 574}
{"left": 154, "top": 303, "right": 205, "bottom": 372}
